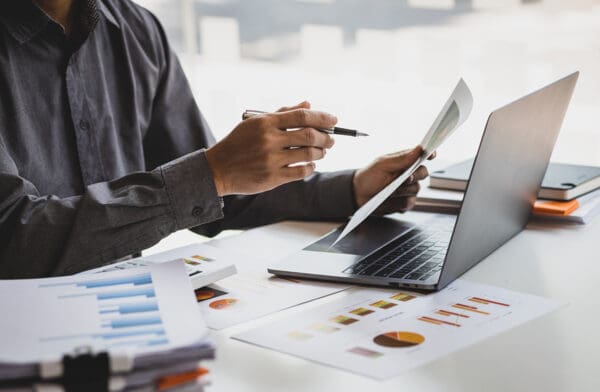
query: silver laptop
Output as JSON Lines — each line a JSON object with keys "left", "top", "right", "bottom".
{"left": 269, "top": 72, "right": 578, "bottom": 291}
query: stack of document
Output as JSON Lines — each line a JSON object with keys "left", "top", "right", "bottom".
{"left": 0, "top": 261, "right": 213, "bottom": 391}
{"left": 416, "top": 178, "right": 600, "bottom": 224}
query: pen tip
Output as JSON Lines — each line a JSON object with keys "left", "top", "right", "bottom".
{"left": 358, "top": 132, "right": 370, "bottom": 137}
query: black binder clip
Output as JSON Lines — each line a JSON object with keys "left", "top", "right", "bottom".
{"left": 62, "top": 347, "right": 109, "bottom": 392}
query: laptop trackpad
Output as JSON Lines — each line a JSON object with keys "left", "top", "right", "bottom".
{"left": 303, "top": 216, "right": 415, "bottom": 256}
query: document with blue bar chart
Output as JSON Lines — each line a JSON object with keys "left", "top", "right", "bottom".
{"left": 0, "top": 260, "right": 213, "bottom": 382}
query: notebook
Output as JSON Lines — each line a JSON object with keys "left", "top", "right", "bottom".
{"left": 430, "top": 158, "right": 600, "bottom": 200}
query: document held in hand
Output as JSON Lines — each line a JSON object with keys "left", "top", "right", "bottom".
{"left": 332, "top": 79, "right": 473, "bottom": 246}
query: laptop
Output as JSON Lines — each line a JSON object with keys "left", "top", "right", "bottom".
{"left": 269, "top": 72, "right": 579, "bottom": 291}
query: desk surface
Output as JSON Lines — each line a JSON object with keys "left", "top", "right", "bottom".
{"left": 151, "top": 211, "right": 600, "bottom": 392}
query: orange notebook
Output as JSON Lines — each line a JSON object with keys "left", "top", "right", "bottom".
{"left": 533, "top": 199, "right": 579, "bottom": 216}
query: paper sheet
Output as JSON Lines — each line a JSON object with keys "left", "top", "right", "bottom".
{"left": 195, "top": 270, "right": 348, "bottom": 330}
{"left": 332, "top": 79, "right": 473, "bottom": 246}
{"left": 234, "top": 279, "right": 562, "bottom": 380}
{"left": 0, "top": 261, "right": 208, "bottom": 364}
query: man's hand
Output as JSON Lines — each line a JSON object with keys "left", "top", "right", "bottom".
{"left": 206, "top": 102, "right": 336, "bottom": 196}
{"left": 353, "top": 146, "right": 433, "bottom": 215}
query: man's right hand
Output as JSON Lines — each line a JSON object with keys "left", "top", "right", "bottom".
{"left": 205, "top": 102, "right": 337, "bottom": 196}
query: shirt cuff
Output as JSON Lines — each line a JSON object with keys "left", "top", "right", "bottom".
{"left": 159, "top": 149, "right": 224, "bottom": 230}
{"left": 314, "top": 169, "right": 358, "bottom": 219}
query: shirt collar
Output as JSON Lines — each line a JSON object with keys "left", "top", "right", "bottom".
{"left": 0, "top": 0, "right": 119, "bottom": 45}
{"left": 0, "top": 1, "right": 49, "bottom": 44}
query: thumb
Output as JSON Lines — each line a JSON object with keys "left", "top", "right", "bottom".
{"left": 380, "top": 145, "right": 423, "bottom": 173}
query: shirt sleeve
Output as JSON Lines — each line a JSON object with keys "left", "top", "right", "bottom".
{"left": 0, "top": 144, "right": 223, "bottom": 278}
{"left": 192, "top": 169, "right": 358, "bottom": 237}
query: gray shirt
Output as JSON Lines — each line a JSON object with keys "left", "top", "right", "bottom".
{"left": 0, "top": 0, "right": 356, "bottom": 278}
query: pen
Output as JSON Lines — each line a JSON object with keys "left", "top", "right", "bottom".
{"left": 242, "top": 110, "right": 369, "bottom": 137}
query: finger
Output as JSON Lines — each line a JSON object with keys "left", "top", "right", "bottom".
{"left": 279, "top": 147, "right": 326, "bottom": 166}
{"left": 272, "top": 108, "right": 337, "bottom": 130}
{"left": 281, "top": 162, "right": 316, "bottom": 182}
{"left": 377, "top": 146, "right": 423, "bottom": 173}
{"left": 400, "top": 165, "right": 429, "bottom": 186}
{"left": 392, "top": 183, "right": 420, "bottom": 197}
{"left": 280, "top": 127, "right": 335, "bottom": 149}
{"left": 277, "top": 101, "right": 311, "bottom": 113}
{"left": 378, "top": 196, "right": 417, "bottom": 215}
{"left": 428, "top": 151, "right": 437, "bottom": 160}
{"left": 412, "top": 165, "right": 429, "bottom": 181}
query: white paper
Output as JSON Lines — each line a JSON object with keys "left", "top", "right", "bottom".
{"left": 0, "top": 261, "right": 208, "bottom": 364}
{"left": 83, "top": 243, "right": 237, "bottom": 289}
{"left": 332, "top": 79, "right": 473, "bottom": 246}
{"left": 195, "top": 269, "right": 348, "bottom": 330}
{"left": 234, "top": 279, "right": 562, "bottom": 380}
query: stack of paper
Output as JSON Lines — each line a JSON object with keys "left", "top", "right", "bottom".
{"left": 416, "top": 179, "right": 600, "bottom": 224}
{"left": 0, "top": 261, "right": 212, "bottom": 391}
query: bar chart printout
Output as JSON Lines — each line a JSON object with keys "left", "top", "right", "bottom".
{"left": 234, "top": 279, "right": 563, "bottom": 380}
{"left": 0, "top": 261, "right": 208, "bottom": 364}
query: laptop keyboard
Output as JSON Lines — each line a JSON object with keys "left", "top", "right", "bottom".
{"left": 343, "top": 225, "right": 453, "bottom": 281}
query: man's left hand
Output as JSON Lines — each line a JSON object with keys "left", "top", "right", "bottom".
{"left": 353, "top": 146, "right": 433, "bottom": 215}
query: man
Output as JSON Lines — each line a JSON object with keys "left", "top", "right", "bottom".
{"left": 0, "top": 0, "right": 429, "bottom": 278}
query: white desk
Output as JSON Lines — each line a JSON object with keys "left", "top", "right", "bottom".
{"left": 157, "top": 211, "right": 600, "bottom": 391}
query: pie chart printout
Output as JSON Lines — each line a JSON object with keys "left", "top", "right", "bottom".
{"left": 209, "top": 298, "right": 238, "bottom": 310}
{"left": 373, "top": 332, "right": 425, "bottom": 348}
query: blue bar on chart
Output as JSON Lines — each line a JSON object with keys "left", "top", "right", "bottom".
{"left": 98, "top": 328, "right": 166, "bottom": 340}
{"left": 99, "top": 301, "right": 159, "bottom": 315}
{"left": 97, "top": 286, "right": 156, "bottom": 300}
{"left": 40, "top": 328, "right": 166, "bottom": 342}
{"left": 58, "top": 286, "right": 156, "bottom": 300}
{"left": 39, "top": 273, "right": 152, "bottom": 289}
{"left": 103, "top": 316, "right": 163, "bottom": 329}
{"left": 106, "top": 336, "right": 170, "bottom": 349}
{"left": 78, "top": 274, "right": 152, "bottom": 288}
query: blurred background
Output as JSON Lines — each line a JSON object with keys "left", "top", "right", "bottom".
{"left": 136, "top": 0, "right": 600, "bottom": 172}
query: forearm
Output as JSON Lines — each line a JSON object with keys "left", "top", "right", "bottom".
{"left": 0, "top": 150, "right": 223, "bottom": 278}
{"left": 193, "top": 170, "right": 357, "bottom": 237}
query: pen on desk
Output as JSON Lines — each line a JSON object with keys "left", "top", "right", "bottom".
{"left": 242, "top": 110, "right": 370, "bottom": 137}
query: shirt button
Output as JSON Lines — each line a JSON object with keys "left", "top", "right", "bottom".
{"left": 192, "top": 207, "right": 203, "bottom": 217}
{"left": 79, "top": 120, "right": 90, "bottom": 131}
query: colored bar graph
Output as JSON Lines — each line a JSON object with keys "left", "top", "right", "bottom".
{"left": 418, "top": 316, "right": 461, "bottom": 327}
{"left": 38, "top": 269, "right": 172, "bottom": 350}
{"left": 104, "top": 316, "right": 162, "bottom": 329}
{"left": 452, "top": 303, "right": 490, "bottom": 315}
{"left": 468, "top": 297, "right": 510, "bottom": 307}
{"left": 436, "top": 309, "right": 470, "bottom": 318}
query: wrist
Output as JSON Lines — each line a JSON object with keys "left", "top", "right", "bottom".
{"left": 352, "top": 169, "right": 368, "bottom": 207}
{"left": 205, "top": 146, "right": 227, "bottom": 196}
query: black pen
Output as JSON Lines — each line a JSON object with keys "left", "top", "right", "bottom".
{"left": 242, "top": 110, "right": 369, "bottom": 137}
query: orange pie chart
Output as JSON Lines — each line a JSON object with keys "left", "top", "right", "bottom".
{"left": 209, "top": 298, "right": 238, "bottom": 310}
{"left": 373, "top": 331, "right": 425, "bottom": 348}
